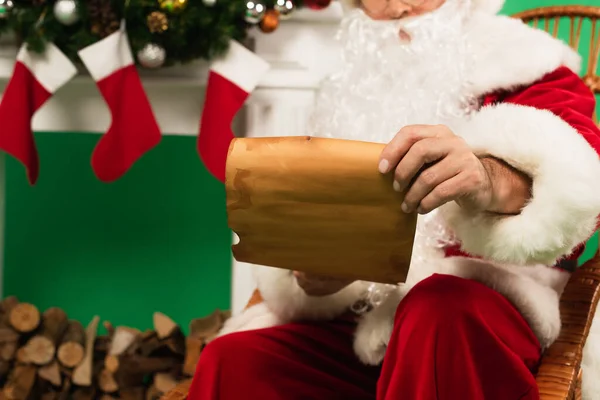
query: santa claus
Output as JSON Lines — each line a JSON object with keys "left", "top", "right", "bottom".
{"left": 192, "top": 0, "right": 600, "bottom": 398}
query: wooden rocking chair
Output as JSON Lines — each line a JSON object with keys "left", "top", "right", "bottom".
{"left": 164, "top": 5, "right": 600, "bottom": 400}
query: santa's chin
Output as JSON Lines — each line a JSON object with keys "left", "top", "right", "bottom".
{"left": 308, "top": 0, "right": 476, "bottom": 144}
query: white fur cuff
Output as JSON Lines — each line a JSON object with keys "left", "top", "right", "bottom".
{"left": 254, "top": 266, "right": 370, "bottom": 322}
{"left": 443, "top": 103, "right": 600, "bottom": 265}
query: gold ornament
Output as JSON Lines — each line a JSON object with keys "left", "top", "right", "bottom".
{"left": 159, "top": 0, "right": 188, "bottom": 13}
{"left": 147, "top": 11, "right": 168, "bottom": 33}
{"left": 259, "top": 9, "right": 279, "bottom": 33}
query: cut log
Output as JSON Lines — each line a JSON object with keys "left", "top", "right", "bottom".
{"left": 38, "top": 361, "right": 62, "bottom": 387}
{"left": 126, "top": 330, "right": 154, "bottom": 356}
{"left": 94, "top": 336, "right": 111, "bottom": 355}
{"left": 40, "top": 391, "right": 58, "bottom": 400}
{"left": 0, "top": 341, "right": 18, "bottom": 361}
{"left": 113, "top": 355, "right": 179, "bottom": 377}
{"left": 57, "top": 321, "right": 85, "bottom": 368}
{"left": 227, "top": 136, "right": 418, "bottom": 284}
{"left": 145, "top": 385, "right": 161, "bottom": 400}
{"left": 15, "top": 348, "right": 30, "bottom": 365}
{"left": 221, "top": 310, "right": 232, "bottom": 321}
{"left": 165, "top": 331, "right": 186, "bottom": 356}
{"left": 103, "top": 321, "right": 115, "bottom": 338}
{"left": 0, "top": 360, "right": 10, "bottom": 380}
{"left": 153, "top": 313, "right": 178, "bottom": 340}
{"left": 98, "top": 369, "right": 118, "bottom": 393}
{"left": 189, "top": 310, "right": 222, "bottom": 339}
{"left": 24, "top": 307, "right": 69, "bottom": 365}
{"left": 0, "top": 326, "right": 19, "bottom": 344}
{"left": 108, "top": 327, "right": 139, "bottom": 356}
{"left": 0, "top": 298, "right": 20, "bottom": 346}
{"left": 8, "top": 303, "right": 40, "bottom": 334}
{"left": 182, "top": 336, "right": 203, "bottom": 376}
{"left": 3, "top": 365, "right": 36, "bottom": 400}
{"left": 120, "top": 387, "right": 145, "bottom": 400}
{"left": 154, "top": 373, "right": 178, "bottom": 393}
{"left": 56, "top": 377, "right": 71, "bottom": 400}
{"left": 71, "top": 387, "right": 95, "bottom": 400}
{"left": 72, "top": 316, "right": 100, "bottom": 387}
{"left": 0, "top": 297, "right": 18, "bottom": 314}
{"left": 104, "top": 355, "right": 119, "bottom": 374}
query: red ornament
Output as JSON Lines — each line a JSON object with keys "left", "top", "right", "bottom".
{"left": 302, "top": 0, "right": 331, "bottom": 10}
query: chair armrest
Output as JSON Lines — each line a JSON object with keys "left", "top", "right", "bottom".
{"left": 537, "top": 253, "right": 600, "bottom": 399}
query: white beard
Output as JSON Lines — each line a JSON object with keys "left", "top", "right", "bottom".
{"left": 308, "top": 0, "right": 478, "bottom": 143}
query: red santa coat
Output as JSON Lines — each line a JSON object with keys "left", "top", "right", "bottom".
{"left": 219, "top": 4, "right": 600, "bottom": 377}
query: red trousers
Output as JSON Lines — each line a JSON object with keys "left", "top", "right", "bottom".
{"left": 190, "top": 274, "right": 542, "bottom": 399}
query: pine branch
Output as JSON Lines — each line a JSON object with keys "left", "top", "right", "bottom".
{"left": 1, "top": 0, "right": 288, "bottom": 66}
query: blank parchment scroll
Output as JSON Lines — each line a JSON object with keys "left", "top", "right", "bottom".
{"left": 225, "top": 136, "right": 418, "bottom": 284}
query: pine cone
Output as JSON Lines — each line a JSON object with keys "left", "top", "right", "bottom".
{"left": 147, "top": 11, "right": 168, "bottom": 33}
{"left": 88, "top": 0, "right": 119, "bottom": 38}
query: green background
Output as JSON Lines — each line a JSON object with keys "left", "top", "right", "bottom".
{"left": 3, "top": 0, "right": 600, "bottom": 330}
{"left": 4, "top": 135, "right": 232, "bottom": 331}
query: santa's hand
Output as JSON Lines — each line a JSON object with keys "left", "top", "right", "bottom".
{"left": 294, "top": 271, "right": 354, "bottom": 297}
{"left": 378, "top": 124, "right": 494, "bottom": 214}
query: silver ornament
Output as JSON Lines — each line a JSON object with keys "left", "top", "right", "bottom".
{"left": 137, "top": 43, "right": 166, "bottom": 69}
{"left": 0, "top": 0, "right": 14, "bottom": 19}
{"left": 202, "top": 0, "right": 217, "bottom": 6}
{"left": 244, "top": 0, "right": 265, "bottom": 24}
{"left": 54, "top": 0, "right": 80, "bottom": 26}
{"left": 274, "top": 0, "right": 294, "bottom": 19}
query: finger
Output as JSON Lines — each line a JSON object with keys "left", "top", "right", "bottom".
{"left": 379, "top": 125, "right": 453, "bottom": 174}
{"left": 401, "top": 156, "right": 461, "bottom": 213}
{"left": 416, "top": 172, "right": 474, "bottom": 214}
{"left": 393, "top": 137, "right": 459, "bottom": 192}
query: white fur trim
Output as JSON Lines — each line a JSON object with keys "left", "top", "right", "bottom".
{"left": 211, "top": 40, "right": 270, "bottom": 93}
{"left": 354, "top": 285, "right": 406, "bottom": 365}
{"left": 442, "top": 103, "right": 600, "bottom": 265}
{"left": 77, "top": 22, "right": 134, "bottom": 82}
{"left": 16, "top": 42, "right": 77, "bottom": 94}
{"left": 466, "top": 13, "right": 581, "bottom": 97}
{"left": 216, "top": 303, "right": 283, "bottom": 339}
{"left": 254, "top": 266, "right": 369, "bottom": 321}
{"left": 472, "top": 0, "right": 504, "bottom": 14}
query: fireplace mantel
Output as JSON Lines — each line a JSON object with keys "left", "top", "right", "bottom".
{"left": 0, "top": 4, "right": 343, "bottom": 136}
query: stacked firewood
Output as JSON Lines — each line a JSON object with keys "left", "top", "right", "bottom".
{"left": 0, "top": 296, "right": 229, "bottom": 400}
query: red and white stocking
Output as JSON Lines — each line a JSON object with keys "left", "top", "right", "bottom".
{"left": 198, "top": 40, "right": 270, "bottom": 182}
{"left": 78, "top": 23, "right": 161, "bottom": 182}
{"left": 0, "top": 43, "right": 77, "bottom": 184}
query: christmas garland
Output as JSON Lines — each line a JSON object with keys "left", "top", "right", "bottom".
{"left": 0, "top": 0, "right": 331, "bottom": 68}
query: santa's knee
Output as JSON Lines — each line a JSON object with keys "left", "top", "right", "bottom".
{"left": 197, "top": 331, "right": 261, "bottom": 374}
{"left": 398, "top": 274, "right": 490, "bottom": 325}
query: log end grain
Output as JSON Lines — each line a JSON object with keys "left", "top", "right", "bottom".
{"left": 9, "top": 304, "right": 40, "bottom": 333}
{"left": 57, "top": 342, "right": 85, "bottom": 368}
{"left": 24, "top": 336, "right": 55, "bottom": 365}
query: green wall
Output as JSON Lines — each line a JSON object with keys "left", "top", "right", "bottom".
{"left": 3, "top": 134, "right": 231, "bottom": 331}
{"left": 3, "top": 0, "right": 600, "bottom": 330}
